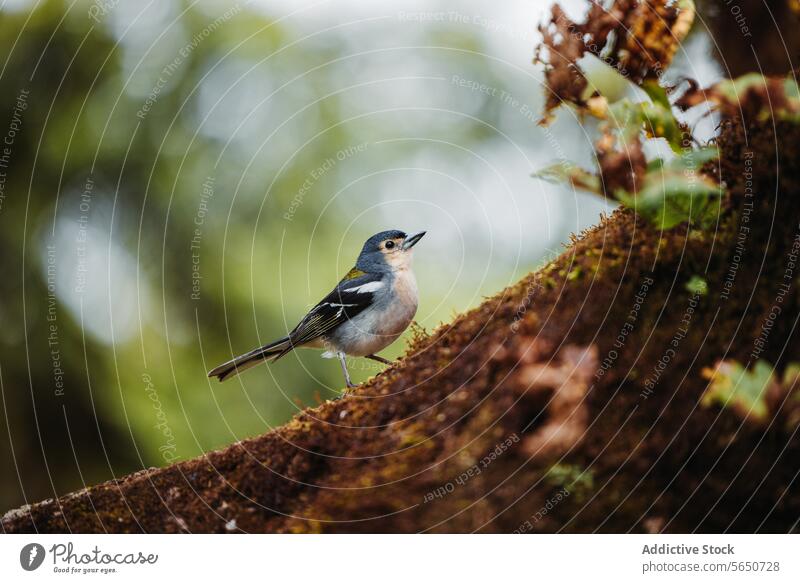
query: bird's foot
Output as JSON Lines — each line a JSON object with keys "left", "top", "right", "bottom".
{"left": 335, "top": 383, "right": 357, "bottom": 399}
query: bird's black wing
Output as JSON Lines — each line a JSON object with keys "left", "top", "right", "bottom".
{"left": 288, "top": 271, "right": 384, "bottom": 347}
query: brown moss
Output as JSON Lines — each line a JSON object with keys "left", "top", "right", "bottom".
{"left": 3, "top": 113, "right": 800, "bottom": 534}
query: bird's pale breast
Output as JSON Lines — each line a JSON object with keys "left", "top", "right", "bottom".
{"left": 328, "top": 268, "right": 418, "bottom": 356}
{"left": 377, "top": 268, "right": 418, "bottom": 336}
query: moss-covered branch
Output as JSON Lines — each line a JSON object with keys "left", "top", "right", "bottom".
{"left": 5, "top": 109, "right": 800, "bottom": 531}
{"left": 4, "top": 0, "right": 800, "bottom": 534}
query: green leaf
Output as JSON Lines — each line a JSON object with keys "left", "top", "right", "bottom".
{"left": 782, "top": 362, "right": 800, "bottom": 387}
{"left": 642, "top": 79, "right": 671, "bottom": 109}
{"left": 580, "top": 54, "right": 631, "bottom": 104}
{"left": 607, "top": 98, "right": 685, "bottom": 152}
{"left": 702, "top": 360, "right": 774, "bottom": 422}
{"left": 615, "top": 146, "right": 721, "bottom": 229}
{"left": 715, "top": 73, "right": 770, "bottom": 102}
{"left": 784, "top": 78, "right": 800, "bottom": 101}
{"left": 673, "top": 147, "right": 721, "bottom": 168}
{"left": 534, "top": 162, "right": 602, "bottom": 196}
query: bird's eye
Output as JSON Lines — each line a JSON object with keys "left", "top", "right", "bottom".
{"left": 384, "top": 240, "right": 395, "bottom": 249}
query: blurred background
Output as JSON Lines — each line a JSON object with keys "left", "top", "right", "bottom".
{"left": 0, "top": 0, "right": 727, "bottom": 511}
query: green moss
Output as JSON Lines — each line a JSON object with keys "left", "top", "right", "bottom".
{"left": 397, "top": 431, "right": 428, "bottom": 448}
{"left": 685, "top": 275, "right": 708, "bottom": 296}
{"left": 545, "top": 463, "right": 594, "bottom": 502}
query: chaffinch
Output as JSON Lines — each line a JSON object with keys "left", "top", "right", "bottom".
{"left": 208, "top": 229, "right": 426, "bottom": 388}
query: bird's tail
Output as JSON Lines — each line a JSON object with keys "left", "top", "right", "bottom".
{"left": 208, "top": 336, "right": 293, "bottom": 381}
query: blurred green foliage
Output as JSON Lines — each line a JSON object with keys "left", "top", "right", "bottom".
{"left": 0, "top": 0, "right": 603, "bottom": 511}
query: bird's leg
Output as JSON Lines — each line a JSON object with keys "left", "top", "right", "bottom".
{"left": 366, "top": 354, "right": 392, "bottom": 365}
{"left": 338, "top": 352, "right": 356, "bottom": 389}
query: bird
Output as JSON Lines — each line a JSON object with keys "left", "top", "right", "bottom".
{"left": 208, "top": 229, "right": 426, "bottom": 389}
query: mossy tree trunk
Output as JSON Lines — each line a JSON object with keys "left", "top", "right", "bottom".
{"left": 5, "top": 0, "right": 800, "bottom": 534}
{"left": 4, "top": 114, "right": 800, "bottom": 533}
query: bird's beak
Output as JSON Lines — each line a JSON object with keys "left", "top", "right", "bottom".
{"left": 402, "top": 231, "right": 426, "bottom": 250}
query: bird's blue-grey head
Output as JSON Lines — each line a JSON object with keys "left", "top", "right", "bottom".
{"left": 356, "top": 229, "right": 426, "bottom": 273}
